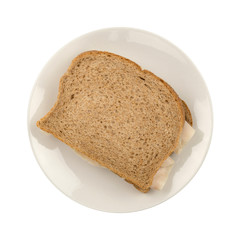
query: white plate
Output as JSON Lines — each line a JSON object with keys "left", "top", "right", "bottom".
{"left": 28, "top": 27, "right": 213, "bottom": 213}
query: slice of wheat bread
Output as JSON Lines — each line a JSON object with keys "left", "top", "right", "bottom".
{"left": 36, "top": 51, "right": 185, "bottom": 192}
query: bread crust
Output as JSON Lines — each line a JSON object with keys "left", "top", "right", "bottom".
{"left": 37, "top": 51, "right": 185, "bottom": 192}
{"left": 181, "top": 100, "right": 193, "bottom": 126}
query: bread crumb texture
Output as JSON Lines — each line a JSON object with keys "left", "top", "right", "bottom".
{"left": 37, "top": 51, "right": 185, "bottom": 192}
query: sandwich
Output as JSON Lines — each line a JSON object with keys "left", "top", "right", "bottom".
{"left": 36, "top": 51, "right": 195, "bottom": 192}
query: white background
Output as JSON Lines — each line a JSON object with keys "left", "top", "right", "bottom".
{"left": 0, "top": 0, "right": 239, "bottom": 239}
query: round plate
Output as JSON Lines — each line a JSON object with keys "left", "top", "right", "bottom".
{"left": 28, "top": 27, "right": 213, "bottom": 213}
